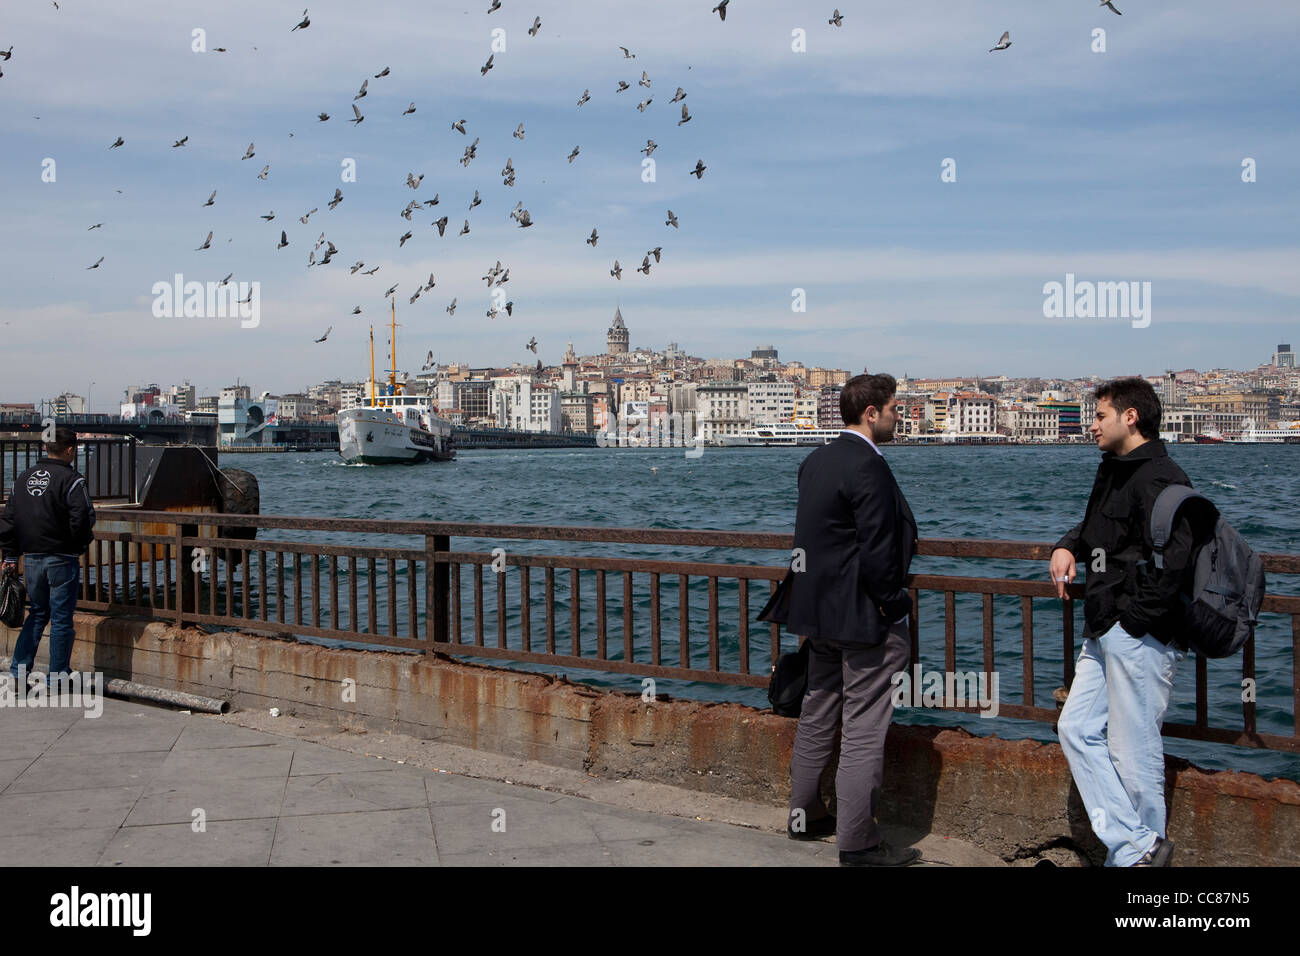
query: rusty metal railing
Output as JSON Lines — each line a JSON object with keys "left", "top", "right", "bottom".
{"left": 0, "top": 438, "right": 137, "bottom": 504}
{"left": 67, "top": 510, "right": 1300, "bottom": 754}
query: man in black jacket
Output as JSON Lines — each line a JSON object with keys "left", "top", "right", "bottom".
{"left": 1050, "top": 378, "right": 1194, "bottom": 867}
{"left": 783, "top": 373, "right": 920, "bottom": 866}
{"left": 0, "top": 427, "right": 96, "bottom": 684}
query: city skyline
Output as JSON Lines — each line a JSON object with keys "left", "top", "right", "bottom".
{"left": 3, "top": 0, "right": 1297, "bottom": 402}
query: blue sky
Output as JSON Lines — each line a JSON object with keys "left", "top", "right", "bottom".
{"left": 1, "top": 0, "right": 1297, "bottom": 409}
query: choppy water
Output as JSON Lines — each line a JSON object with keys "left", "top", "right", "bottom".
{"left": 219, "top": 443, "right": 1300, "bottom": 781}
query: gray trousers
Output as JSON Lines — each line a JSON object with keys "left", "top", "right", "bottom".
{"left": 788, "top": 620, "right": 910, "bottom": 851}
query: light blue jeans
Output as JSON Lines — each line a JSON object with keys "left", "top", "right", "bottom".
{"left": 1057, "top": 621, "right": 1184, "bottom": 866}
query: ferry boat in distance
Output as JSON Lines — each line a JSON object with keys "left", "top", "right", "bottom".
{"left": 719, "top": 421, "right": 844, "bottom": 447}
{"left": 337, "top": 305, "right": 455, "bottom": 464}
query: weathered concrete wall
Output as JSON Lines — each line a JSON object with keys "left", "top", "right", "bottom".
{"left": 4, "top": 614, "right": 1297, "bottom": 866}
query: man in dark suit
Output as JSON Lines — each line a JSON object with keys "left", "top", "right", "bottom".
{"left": 783, "top": 373, "right": 920, "bottom": 866}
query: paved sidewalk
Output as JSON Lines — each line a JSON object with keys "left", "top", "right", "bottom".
{"left": 0, "top": 696, "right": 1003, "bottom": 866}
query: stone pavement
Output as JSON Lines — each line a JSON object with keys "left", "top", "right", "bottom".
{"left": 0, "top": 695, "right": 1004, "bottom": 866}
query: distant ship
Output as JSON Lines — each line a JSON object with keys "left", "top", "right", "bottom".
{"left": 337, "top": 305, "right": 455, "bottom": 464}
{"left": 719, "top": 421, "right": 844, "bottom": 446}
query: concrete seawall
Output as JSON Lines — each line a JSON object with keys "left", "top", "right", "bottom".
{"left": 4, "top": 613, "right": 1297, "bottom": 866}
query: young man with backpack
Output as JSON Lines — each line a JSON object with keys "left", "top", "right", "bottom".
{"left": 1049, "top": 377, "right": 1195, "bottom": 867}
{"left": 0, "top": 427, "right": 96, "bottom": 686}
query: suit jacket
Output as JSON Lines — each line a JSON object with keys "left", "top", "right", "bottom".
{"left": 767, "top": 432, "right": 918, "bottom": 647}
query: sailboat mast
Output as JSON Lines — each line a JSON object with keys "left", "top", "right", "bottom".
{"left": 369, "top": 325, "right": 375, "bottom": 404}
{"left": 390, "top": 300, "right": 398, "bottom": 395}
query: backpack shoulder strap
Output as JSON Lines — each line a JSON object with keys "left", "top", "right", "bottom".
{"left": 1149, "top": 484, "right": 1211, "bottom": 569}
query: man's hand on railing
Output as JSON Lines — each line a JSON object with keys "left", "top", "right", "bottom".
{"left": 1049, "top": 548, "right": 1077, "bottom": 600}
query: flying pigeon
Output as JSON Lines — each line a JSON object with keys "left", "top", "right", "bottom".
{"left": 318, "top": 112, "right": 330, "bottom": 121}
{"left": 616, "top": 80, "right": 630, "bottom": 92}
{"left": 362, "top": 266, "right": 379, "bottom": 275}
{"left": 446, "top": 298, "right": 457, "bottom": 315}
{"left": 314, "top": 326, "right": 332, "bottom": 343}
{"left": 637, "top": 97, "right": 652, "bottom": 112}
{"left": 349, "top": 104, "right": 364, "bottom": 124}
{"left": 204, "top": 190, "right": 216, "bottom": 207}
{"left": 220, "top": 272, "right": 233, "bottom": 285}
{"left": 481, "top": 53, "right": 494, "bottom": 76}
{"left": 291, "top": 9, "right": 309, "bottom": 31}
{"left": 349, "top": 261, "right": 365, "bottom": 274}
{"left": 517, "top": 209, "right": 532, "bottom": 227}
{"left": 109, "top": 136, "right": 124, "bottom": 149}
{"left": 260, "top": 211, "right": 275, "bottom": 221}
{"left": 568, "top": 145, "right": 580, "bottom": 163}
{"left": 488, "top": 0, "right": 501, "bottom": 11}
{"left": 829, "top": 9, "right": 844, "bottom": 26}
{"left": 87, "top": 222, "right": 103, "bottom": 230}
{"left": 434, "top": 216, "right": 449, "bottom": 236}
{"left": 486, "top": 307, "right": 500, "bottom": 319}
{"left": 406, "top": 172, "right": 424, "bottom": 189}
{"left": 238, "top": 289, "right": 253, "bottom": 305}
{"left": 258, "top": 164, "right": 270, "bottom": 180}
{"left": 690, "top": 159, "right": 706, "bottom": 178}
{"left": 241, "top": 142, "right": 255, "bottom": 160}
{"left": 196, "top": 231, "right": 213, "bottom": 251}
{"left": 308, "top": 249, "right": 318, "bottom": 267}
{"left": 459, "top": 219, "right": 470, "bottom": 235}
{"left": 712, "top": 0, "right": 728, "bottom": 21}
{"left": 354, "top": 79, "right": 368, "bottom": 100}
{"left": 469, "top": 190, "right": 482, "bottom": 211}
{"left": 671, "top": 87, "right": 686, "bottom": 103}
{"left": 513, "top": 123, "right": 525, "bottom": 139}
{"left": 300, "top": 207, "right": 318, "bottom": 224}
{"left": 989, "top": 31, "right": 1011, "bottom": 52}
{"left": 424, "top": 273, "right": 436, "bottom": 290}
{"left": 453, "top": 119, "right": 467, "bottom": 134}
{"left": 320, "top": 241, "right": 337, "bottom": 264}
{"left": 422, "top": 350, "right": 436, "bottom": 370}
{"left": 578, "top": 89, "right": 591, "bottom": 107}
{"left": 399, "top": 231, "right": 413, "bottom": 247}
{"left": 620, "top": 46, "right": 635, "bottom": 59}
{"left": 86, "top": 256, "right": 103, "bottom": 270}
{"left": 402, "top": 102, "right": 416, "bottom": 115}
{"left": 401, "top": 201, "right": 416, "bottom": 221}
{"left": 610, "top": 260, "right": 622, "bottom": 280}
{"left": 172, "top": 136, "right": 188, "bottom": 147}
{"left": 528, "top": 16, "right": 541, "bottom": 36}
{"left": 649, "top": 246, "right": 662, "bottom": 262}
{"left": 678, "top": 104, "right": 691, "bottom": 125}
{"left": 642, "top": 139, "right": 657, "bottom": 156}
{"left": 526, "top": 337, "right": 537, "bottom": 352}
{"left": 666, "top": 209, "right": 678, "bottom": 228}
{"left": 1100, "top": 0, "right": 1121, "bottom": 12}
{"left": 329, "top": 188, "right": 344, "bottom": 210}
{"left": 587, "top": 228, "right": 598, "bottom": 247}
{"left": 639, "top": 70, "right": 651, "bottom": 88}
{"left": 510, "top": 201, "right": 524, "bottom": 221}
{"left": 385, "top": 283, "right": 398, "bottom": 297}
{"left": 374, "top": 66, "right": 390, "bottom": 78}
{"left": 409, "top": 288, "right": 421, "bottom": 304}
{"left": 505, "top": 301, "right": 514, "bottom": 316}
{"left": 277, "top": 230, "right": 288, "bottom": 249}
{"left": 352, "top": 306, "right": 361, "bottom": 314}
{"left": 637, "top": 255, "right": 651, "bottom": 275}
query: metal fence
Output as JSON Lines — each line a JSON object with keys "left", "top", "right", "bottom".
{"left": 65, "top": 509, "right": 1300, "bottom": 754}
{"left": 0, "top": 438, "right": 137, "bottom": 504}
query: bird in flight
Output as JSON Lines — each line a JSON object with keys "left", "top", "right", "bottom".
{"left": 528, "top": 16, "right": 541, "bottom": 36}
{"left": 329, "top": 188, "right": 344, "bottom": 210}
{"left": 300, "top": 208, "right": 318, "bottom": 224}
{"left": 399, "top": 231, "right": 413, "bottom": 247}
{"left": 649, "top": 246, "right": 662, "bottom": 263}
{"left": 639, "top": 70, "right": 651, "bottom": 88}
{"left": 220, "top": 273, "right": 233, "bottom": 286}
{"left": 241, "top": 142, "right": 255, "bottom": 160}
{"left": 616, "top": 80, "right": 629, "bottom": 92}
{"left": 637, "top": 255, "right": 652, "bottom": 276}
{"left": 260, "top": 211, "right": 275, "bottom": 221}
{"left": 422, "top": 350, "right": 436, "bottom": 370}
{"left": 446, "top": 298, "right": 458, "bottom": 315}
{"left": 678, "top": 104, "right": 691, "bottom": 125}
{"left": 172, "top": 136, "right": 188, "bottom": 147}
{"left": 385, "top": 283, "right": 399, "bottom": 298}
{"left": 526, "top": 337, "right": 537, "bottom": 353}
{"left": 587, "top": 228, "right": 598, "bottom": 247}
{"left": 349, "top": 104, "right": 364, "bottom": 124}
{"left": 505, "top": 301, "right": 514, "bottom": 316}
{"left": 109, "top": 136, "right": 124, "bottom": 149}
{"left": 670, "top": 87, "right": 686, "bottom": 103}
{"left": 423, "top": 193, "right": 440, "bottom": 207}
{"left": 406, "top": 172, "right": 424, "bottom": 189}
{"left": 374, "top": 66, "right": 390, "bottom": 78}
{"left": 453, "top": 119, "right": 467, "bottom": 134}
{"left": 350, "top": 261, "right": 365, "bottom": 274}
{"left": 690, "top": 159, "right": 707, "bottom": 178}
{"left": 568, "top": 145, "right": 580, "bottom": 163}
{"left": 989, "top": 31, "right": 1011, "bottom": 52}
{"left": 402, "top": 102, "right": 416, "bottom": 115}
{"left": 258, "top": 164, "right": 270, "bottom": 180}
{"left": 362, "top": 266, "right": 380, "bottom": 275}
{"left": 277, "top": 230, "right": 289, "bottom": 249}
{"left": 409, "top": 288, "right": 421, "bottom": 304}
{"left": 469, "top": 190, "right": 482, "bottom": 210}
{"left": 642, "top": 139, "right": 657, "bottom": 156}
{"left": 829, "top": 9, "right": 844, "bottom": 26}
{"left": 610, "top": 260, "right": 622, "bottom": 280}
{"left": 517, "top": 209, "right": 532, "bottom": 227}
{"left": 352, "top": 306, "right": 362, "bottom": 314}
{"left": 712, "top": 0, "right": 728, "bottom": 21}
{"left": 401, "top": 200, "right": 417, "bottom": 221}
{"left": 88, "top": 222, "right": 103, "bottom": 230}
{"left": 196, "top": 231, "right": 213, "bottom": 251}
{"left": 314, "top": 326, "right": 333, "bottom": 343}
{"left": 666, "top": 209, "right": 678, "bottom": 228}
{"left": 434, "top": 216, "right": 449, "bottom": 236}
{"left": 513, "top": 122, "right": 525, "bottom": 139}
{"left": 86, "top": 256, "right": 104, "bottom": 270}
{"left": 204, "top": 190, "right": 217, "bottom": 207}
{"left": 637, "top": 97, "right": 652, "bottom": 112}
{"left": 354, "top": 79, "right": 368, "bottom": 100}
{"left": 424, "top": 273, "right": 436, "bottom": 290}
{"left": 481, "top": 53, "right": 494, "bottom": 76}
{"left": 620, "top": 46, "right": 635, "bottom": 59}
{"left": 578, "top": 89, "right": 591, "bottom": 107}
{"left": 488, "top": 0, "right": 501, "bottom": 11}
{"left": 318, "top": 112, "right": 330, "bottom": 122}
{"left": 459, "top": 219, "right": 471, "bottom": 236}
{"left": 292, "top": 9, "right": 310, "bottom": 31}
{"left": 1100, "top": 0, "right": 1121, "bottom": 12}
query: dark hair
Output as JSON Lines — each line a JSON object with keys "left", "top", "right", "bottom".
{"left": 840, "top": 373, "right": 897, "bottom": 426}
{"left": 1093, "top": 377, "right": 1161, "bottom": 439}
{"left": 46, "top": 426, "right": 78, "bottom": 457}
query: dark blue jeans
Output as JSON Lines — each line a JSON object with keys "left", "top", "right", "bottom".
{"left": 9, "top": 553, "right": 81, "bottom": 679}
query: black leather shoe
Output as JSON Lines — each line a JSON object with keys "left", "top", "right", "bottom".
{"left": 788, "top": 813, "right": 836, "bottom": 841}
{"left": 839, "top": 840, "right": 922, "bottom": 867}
{"left": 1132, "top": 836, "right": 1174, "bottom": 867}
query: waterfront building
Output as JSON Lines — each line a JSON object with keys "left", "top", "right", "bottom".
{"left": 697, "top": 382, "right": 749, "bottom": 444}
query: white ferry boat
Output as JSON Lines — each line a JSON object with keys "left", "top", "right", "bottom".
{"left": 337, "top": 308, "right": 455, "bottom": 464}
{"left": 719, "top": 422, "right": 845, "bottom": 447}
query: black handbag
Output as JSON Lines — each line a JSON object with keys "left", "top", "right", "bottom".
{"left": 767, "top": 638, "right": 809, "bottom": 717}
{"left": 1, "top": 565, "right": 26, "bottom": 629}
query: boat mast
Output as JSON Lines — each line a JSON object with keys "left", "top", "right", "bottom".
{"left": 389, "top": 300, "right": 401, "bottom": 396}
{"left": 369, "top": 325, "right": 375, "bottom": 404}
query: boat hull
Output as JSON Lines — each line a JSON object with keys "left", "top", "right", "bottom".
{"left": 338, "top": 407, "right": 455, "bottom": 464}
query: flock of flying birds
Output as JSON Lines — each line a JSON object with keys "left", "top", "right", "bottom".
{"left": 11, "top": 1, "right": 1120, "bottom": 364}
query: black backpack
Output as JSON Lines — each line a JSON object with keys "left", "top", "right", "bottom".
{"left": 1150, "top": 486, "right": 1265, "bottom": 658}
{"left": 0, "top": 564, "right": 26, "bottom": 629}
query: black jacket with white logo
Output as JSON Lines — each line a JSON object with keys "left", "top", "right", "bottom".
{"left": 0, "top": 457, "right": 97, "bottom": 559}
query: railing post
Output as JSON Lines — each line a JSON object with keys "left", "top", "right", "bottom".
{"left": 429, "top": 534, "right": 449, "bottom": 648}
